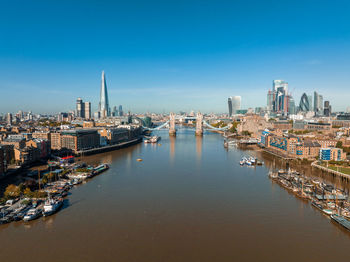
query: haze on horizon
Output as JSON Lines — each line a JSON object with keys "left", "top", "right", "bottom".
{"left": 0, "top": 0, "right": 350, "bottom": 114}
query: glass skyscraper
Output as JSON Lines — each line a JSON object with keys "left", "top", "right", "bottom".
{"left": 99, "top": 71, "right": 110, "bottom": 118}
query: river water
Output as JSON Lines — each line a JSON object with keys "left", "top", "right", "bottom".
{"left": 1, "top": 128, "right": 350, "bottom": 261}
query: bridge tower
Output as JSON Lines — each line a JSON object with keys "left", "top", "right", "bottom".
{"left": 195, "top": 112, "right": 203, "bottom": 136}
{"left": 169, "top": 112, "right": 176, "bottom": 136}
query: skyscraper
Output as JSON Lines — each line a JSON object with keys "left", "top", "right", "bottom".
{"left": 84, "top": 102, "right": 91, "bottom": 119}
{"left": 99, "top": 71, "right": 110, "bottom": 118}
{"left": 314, "top": 91, "right": 324, "bottom": 115}
{"left": 232, "top": 96, "right": 241, "bottom": 115}
{"left": 299, "top": 93, "right": 311, "bottom": 112}
{"left": 267, "top": 80, "right": 292, "bottom": 114}
{"left": 75, "top": 98, "right": 91, "bottom": 119}
{"left": 76, "top": 98, "right": 84, "bottom": 118}
{"left": 118, "top": 105, "right": 123, "bottom": 116}
{"left": 228, "top": 97, "right": 233, "bottom": 117}
{"left": 324, "top": 101, "right": 331, "bottom": 116}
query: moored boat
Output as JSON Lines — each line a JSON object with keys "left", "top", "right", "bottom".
{"left": 331, "top": 214, "right": 350, "bottom": 231}
{"left": 23, "top": 208, "right": 42, "bottom": 222}
{"left": 42, "top": 198, "right": 63, "bottom": 217}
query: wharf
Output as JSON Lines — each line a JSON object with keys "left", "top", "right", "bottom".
{"left": 76, "top": 137, "right": 142, "bottom": 156}
{"left": 311, "top": 161, "right": 350, "bottom": 182}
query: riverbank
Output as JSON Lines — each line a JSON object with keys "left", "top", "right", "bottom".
{"left": 76, "top": 137, "right": 142, "bottom": 156}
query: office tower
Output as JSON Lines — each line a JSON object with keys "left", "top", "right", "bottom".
{"left": 7, "top": 113, "right": 12, "bottom": 125}
{"left": 75, "top": 98, "right": 91, "bottom": 119}
{"left": 76, "top": 98, "right": 84, "bottom": 118}
{"left": 324, "top": 101, "right": 331, "bottom": 116}
{"left": 314, "top": 91, "right": 324, "bottom": 115}
{"left": 268, "top": 80, "right": 290, "bottom": 114}
{"left": 84, "top": 102, "right": 91, "bottom": 119}
{"left": 232, "top": 96, "right": 241, "bottom": 115}
{"left": 228, "top": 97, "right": 233, "bottom": 117}
{"left": 99, "top": 71, "right": 110, "bottom": 118}
{"left": 288, "top": 97, "right": 296, "bottom": 115}
{"left": 118, "top": 105, "right": 123, "bottom": 116}
{"left": 299, "top": 93, "right": 311, "bottom": 112}
{"left": 307, "top": 95, "right": 312, "bottom": 110}
{"left": 112, "top": 106, "right": 118, "bottom": 117}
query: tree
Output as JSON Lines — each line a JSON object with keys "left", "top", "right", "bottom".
{"left": 336, "top": 141, "right": 343, "bottom": 149}
{"left": 4, "top": 184, "right": 21, "bottom": 199}
{"left": 23, "top": 187, "right": 33, "bottom": 198}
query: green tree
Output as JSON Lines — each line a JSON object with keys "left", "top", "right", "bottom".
{"left": 336, "top": 141, "right": 343, "bottom": 149}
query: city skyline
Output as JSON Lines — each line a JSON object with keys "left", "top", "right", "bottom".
{"left": 1, "top": 0, "right": 350, "bottom": 113}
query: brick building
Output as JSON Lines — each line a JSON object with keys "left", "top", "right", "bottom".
{"left": 60, "top": 129, "right": 100, "bottom": 153}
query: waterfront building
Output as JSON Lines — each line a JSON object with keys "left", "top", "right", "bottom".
{"left": 319, "top": 148, "right": 346, "bottom": 161}
{"left": 98, "top": 71, "right": 110, "bottom": 118}
{"left": 98, "top": 128, "right": 129, "bottom": 145}
{"left": 260, "top": 130, "right": 321, "bottom": 159}
{"left": 60, "top": 129, "right": 100, "bottom": 153}
{"left": 228, "top": 97, "right": 232, "bottom": 117}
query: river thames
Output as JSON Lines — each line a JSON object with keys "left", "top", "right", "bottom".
{"left": 1, "top": 128, "right": 350, "bottom": 261}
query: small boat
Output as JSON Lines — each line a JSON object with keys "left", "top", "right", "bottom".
{"left": 23, "top": 208, "right": 42, "bottom": 222}
{"left": 322, "top": 209, "right": 335, "bottom": 215}
{"left": 42, "top": 198, "right": 63, "bottom": 217}
{"left": 137, "top": 158, "right": 143, "bottom": 162}
{"left": 311, "top": 201, "right": 323, "bottom": 211}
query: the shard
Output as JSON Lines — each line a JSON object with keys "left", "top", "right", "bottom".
{"left": 99, "top": 70, "right": 110, "bottom": 118}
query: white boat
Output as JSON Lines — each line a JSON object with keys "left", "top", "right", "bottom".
{"left": 42, "top": 198, "right": 63, "bottom": 217}
{"left": 23, "top": 208, "right": 42, "bottom": 222}
{"left": 322, "top": 209, "right": 335, "bottom": 215}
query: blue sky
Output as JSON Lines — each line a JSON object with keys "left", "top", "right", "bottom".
{"left": 0, "top": 0, "right": 350, "bottom": 114}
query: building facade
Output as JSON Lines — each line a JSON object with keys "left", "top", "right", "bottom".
{"left": 61, "top": 129, "right": 100, "bottom": 153}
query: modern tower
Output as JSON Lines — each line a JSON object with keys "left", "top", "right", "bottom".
{"left": 232, "top": 96, "right": 241, "bottom": 115}
{"left": 76, "top": 98, "right": 84, "bottom": 118}
{"left": 299, "top": 93, "right": 311, "bottom": 112}
{"left": 99, "top": 71, "right": 110, "bottom": 118}
{"left": 228, "top": 97, "right": 233, "bottom": 117}
{"left": 268, "top": 80, "right": 291, "bottom": 114}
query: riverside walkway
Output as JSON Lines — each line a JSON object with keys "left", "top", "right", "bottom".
{"left": 311, "top": 161, "right": 350, "bottom": 182}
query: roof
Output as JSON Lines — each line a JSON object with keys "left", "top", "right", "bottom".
{"left": 303, "top": 141, "right": 321, "bottom": 147}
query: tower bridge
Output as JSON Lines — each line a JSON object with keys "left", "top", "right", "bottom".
{"left": 139, "top": 112, "right": 230, "bottom": 136}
